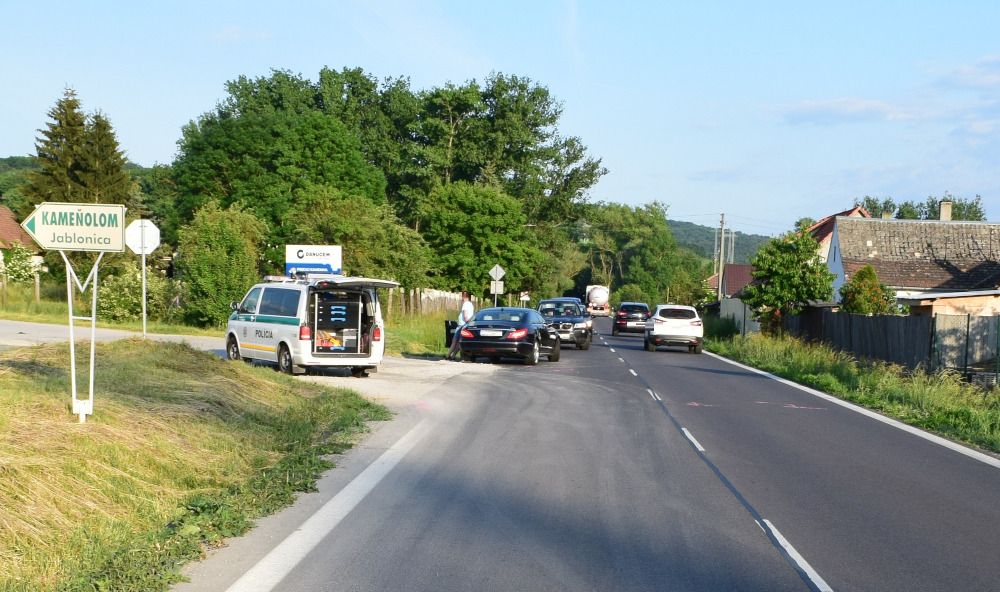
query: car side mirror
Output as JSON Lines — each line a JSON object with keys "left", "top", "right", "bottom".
{"left": 231, "top": 301, "right": 239, "bottom": 312}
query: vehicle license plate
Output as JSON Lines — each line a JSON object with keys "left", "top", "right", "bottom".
{"left": 559, "top": 332, "right": 572, "bottom": 339}
{"left": 627, "top": 321, "right": 643, "bottom": 328}
{"left": 480, "top": 330, "right": 503, "bottom": 337}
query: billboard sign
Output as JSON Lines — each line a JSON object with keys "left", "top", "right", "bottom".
{"left": 285, "top": 245, "right": 343, "bottom": 275}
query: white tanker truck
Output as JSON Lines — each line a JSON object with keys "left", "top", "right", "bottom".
{"left": 585, "top": 285, "right": 611, "bottom": 316}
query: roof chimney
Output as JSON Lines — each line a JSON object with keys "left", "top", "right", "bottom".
{"left": 881, "top": 210, "right": 893, "bottom": 219}
{"left": 940, "top": 199, "right": 953, "bottom": 221}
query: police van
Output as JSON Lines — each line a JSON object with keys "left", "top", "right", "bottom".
{"left": 226, "top": 273, "right": 399, "bottom": 377}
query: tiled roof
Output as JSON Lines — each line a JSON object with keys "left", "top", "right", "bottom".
{"left": 808, "top": 206, "right": 870, "bottom": 244}
{"left": 0, "top": 206, "right": 35, "bottom": 249}
{"left": 835, "top": 217, "right": 1000, "bottom": 290}
{"left": 721, "top": 264, "right": 755, "bottom": 296}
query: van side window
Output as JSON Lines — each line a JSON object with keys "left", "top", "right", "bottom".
{"left": 259, "top": 288, "right": 301, "bottom": 317}
{"left": 240, "top": 287, "right": 262, "bottom": 314}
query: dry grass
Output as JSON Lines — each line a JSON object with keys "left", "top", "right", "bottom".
{"left": 0, "top": 338, "right": 388, "bottom": 591}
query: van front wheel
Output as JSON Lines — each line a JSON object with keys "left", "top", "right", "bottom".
{"left": 227, "top": 336, "right": 245, "bottom": 362}
{"left": 277, "top": 344, "right": 294, "bottom": 374}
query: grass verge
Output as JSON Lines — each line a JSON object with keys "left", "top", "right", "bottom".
{"left": 708, "top": 333, "right": 1000, "bottom": 455}
{"left": 0, "top": 338, "right": 390, "bottom": 592}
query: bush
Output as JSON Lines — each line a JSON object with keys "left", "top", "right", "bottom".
{"left": 93, "top": 259, "right": 181, "bottom": 323}
{"left": 175, "top": 203, "right": 266, "bottom": 327}
{"left": 2, "top": 242, "right": 37, "bottom": 284}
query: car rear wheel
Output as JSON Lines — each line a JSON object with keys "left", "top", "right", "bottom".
{"left": 277, "top": 344, "right": 294, "bottom": 374}
{"left": 692, "top": 343, "right": 703, "bottom": 354}
{"left": 612, "top": 326, "right": 619, "bottom": 336}
{"left": 525, "top": 340, "right": 540, "bottom": 365}
{"left": 644, "top": 337, "right": 655, "bottom": 352}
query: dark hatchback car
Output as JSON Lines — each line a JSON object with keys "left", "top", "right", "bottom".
{"left": 537, "top": 298, "right": 592, "bottom": 350}
{"left": 458, "top": 307, "right": 561, "bottom": 365}
{"left": 612, "top": 302, "right": 651, "bottom": 336}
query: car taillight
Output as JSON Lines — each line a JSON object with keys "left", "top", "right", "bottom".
{"left": 507, "top": 328, "right": 528, "bottom": 339}
{"left": 691, "top": 320, "right": 702, "bottom": 326}
{"left": 653, "top": 317, "right": 666, "bottom": 324}
{"left": 374, "top": 327, "right": 382, "bottom": 341}
{"left": 461, "top": 328, "right": 474, "bottom": 338}
{"left": 299, "top": 325, "right": 311, "bottom": 340}
{"left": 617, "top": 310, "right": 627, "bottom": 317}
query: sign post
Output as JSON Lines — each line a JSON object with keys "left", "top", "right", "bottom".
{"left": 125, "top": 219, "right": 161, "bottom": 338}
{"left": 21, "top": 202, "right": 126, "bottom": 423}
{"left": 489, "top": 264, "right": 505, "bottom": 306}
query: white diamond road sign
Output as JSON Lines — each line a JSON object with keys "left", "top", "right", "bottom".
{"left": 489, "top": 264, "right": 505, "bottom": 281}
{"left": 20, "top": 202, "right": 126, "bottom": 252}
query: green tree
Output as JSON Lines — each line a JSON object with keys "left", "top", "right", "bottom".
{"left": 76, "top": 112, "right": 135, "bottom": 206}
{"left": 288, "top": 185, "right": 432, "bottom": 288}
{"left": 839, "top": 264, "right": 895, "bottom": 314}
{"left": 853, "top": 196, "right": 896, "bottom": 219}
{"left": 21, "top": 92, "right": 134, "bottom": 213}
{"left": 20, "top": 89, "right": 89, "bottom": 215}
{"left": 175, "top": 202, "right": 267, "bottom": 327}
{"left": 0, "top": 157, "right": 38, "bottom": 215}
{"left": 742, "top": 230, "right": 835, "bottom": 333}
{"left": 172, "top": 109, "right": 387, "bottom": 268}
{"left": 420, "top": 182, "right": 540, "bottom": 295}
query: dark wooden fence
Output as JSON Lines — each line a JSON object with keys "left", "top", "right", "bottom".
{"left": 783, "top": 308, "right": 933, "bottom": 370}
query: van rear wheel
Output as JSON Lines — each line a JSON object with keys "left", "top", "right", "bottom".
{"left": 277, "top": 344, "right": 294, "bottom": 374}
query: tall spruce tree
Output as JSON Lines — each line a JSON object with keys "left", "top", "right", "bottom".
{"left": 20, "top": 89, "right": 89, "bottom": 215}
{"left": 77, "top": 111, "right": 135, "bottom": 205}
{"left": 22, "top": 90, "right": 133, "bottom": 214}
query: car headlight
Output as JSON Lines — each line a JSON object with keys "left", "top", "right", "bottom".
{"left": 574, "top": 322, "right": 588, "bottom": 329}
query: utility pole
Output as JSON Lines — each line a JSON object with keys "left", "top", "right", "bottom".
{"left": 717, "top": 213, "right": 725, "bottom": 301}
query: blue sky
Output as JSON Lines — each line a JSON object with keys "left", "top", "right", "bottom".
{"left": 4, "top": 1, "right": 1000, "bottom": 236}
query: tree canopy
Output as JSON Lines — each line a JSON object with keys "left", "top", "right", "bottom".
{"left": 742, "top": 229, "right": 835, "bottom": 332}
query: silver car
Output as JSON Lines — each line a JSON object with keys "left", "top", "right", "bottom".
{"left": 644, "top": 304, "right": 704, "bottom": 353}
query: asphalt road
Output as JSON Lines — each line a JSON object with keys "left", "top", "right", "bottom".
{"left": 7, "top": 318, "right": 1000, "bottom": 590}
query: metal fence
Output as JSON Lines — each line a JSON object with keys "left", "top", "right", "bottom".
{"left": 932, "top": 314, "right": 1000, "bottom": 387}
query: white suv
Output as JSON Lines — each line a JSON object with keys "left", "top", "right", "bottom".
{"left": 644, "top": 304, "right": 704, "bottom": 353}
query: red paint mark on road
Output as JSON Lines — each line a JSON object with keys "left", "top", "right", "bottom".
{"left": 410, "top": 401, "right": 434, "bottom": 410}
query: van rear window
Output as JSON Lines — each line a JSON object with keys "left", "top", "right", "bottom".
{"left": 259, "top": 288, "right": 301, "bottom": 317}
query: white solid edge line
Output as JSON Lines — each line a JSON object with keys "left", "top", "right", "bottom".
{"left": 224, "top": 420, "right": 433, "bottom": 592}
{"left": 681, "top": 428, "right": 706, "bottom": 451}
{"left": 705, "top": 352, "right": 1000, "bottom": 470}
{"left": 763, "top": 519, "right": 834, "bottom": 592}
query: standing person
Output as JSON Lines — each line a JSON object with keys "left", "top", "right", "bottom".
{"left": 446, "top": 291, "right": 475, "bottom": 360}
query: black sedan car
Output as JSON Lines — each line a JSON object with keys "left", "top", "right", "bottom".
{"left": 537, "top": 298, "right": 592, "bottom": 350}
{"left": 612, "top": 301, "right": 651, "bottom": 336}
{"left": 458, "top": 307, "right": 561, "bottom": 365}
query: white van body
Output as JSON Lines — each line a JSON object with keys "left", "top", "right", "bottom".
{"left": 226, "top": 274, "right": 399, "bottom": 376}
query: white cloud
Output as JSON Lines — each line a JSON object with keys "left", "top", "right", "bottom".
{"left": 777, "top": 98, "right": 914, "bottom": 126}
{"left": 934, "top": 55, "right": 1000, "bottom": 89}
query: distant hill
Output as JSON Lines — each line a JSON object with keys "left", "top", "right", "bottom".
{"left": 667, "top": 220, "right": 771, "bottom": 265}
